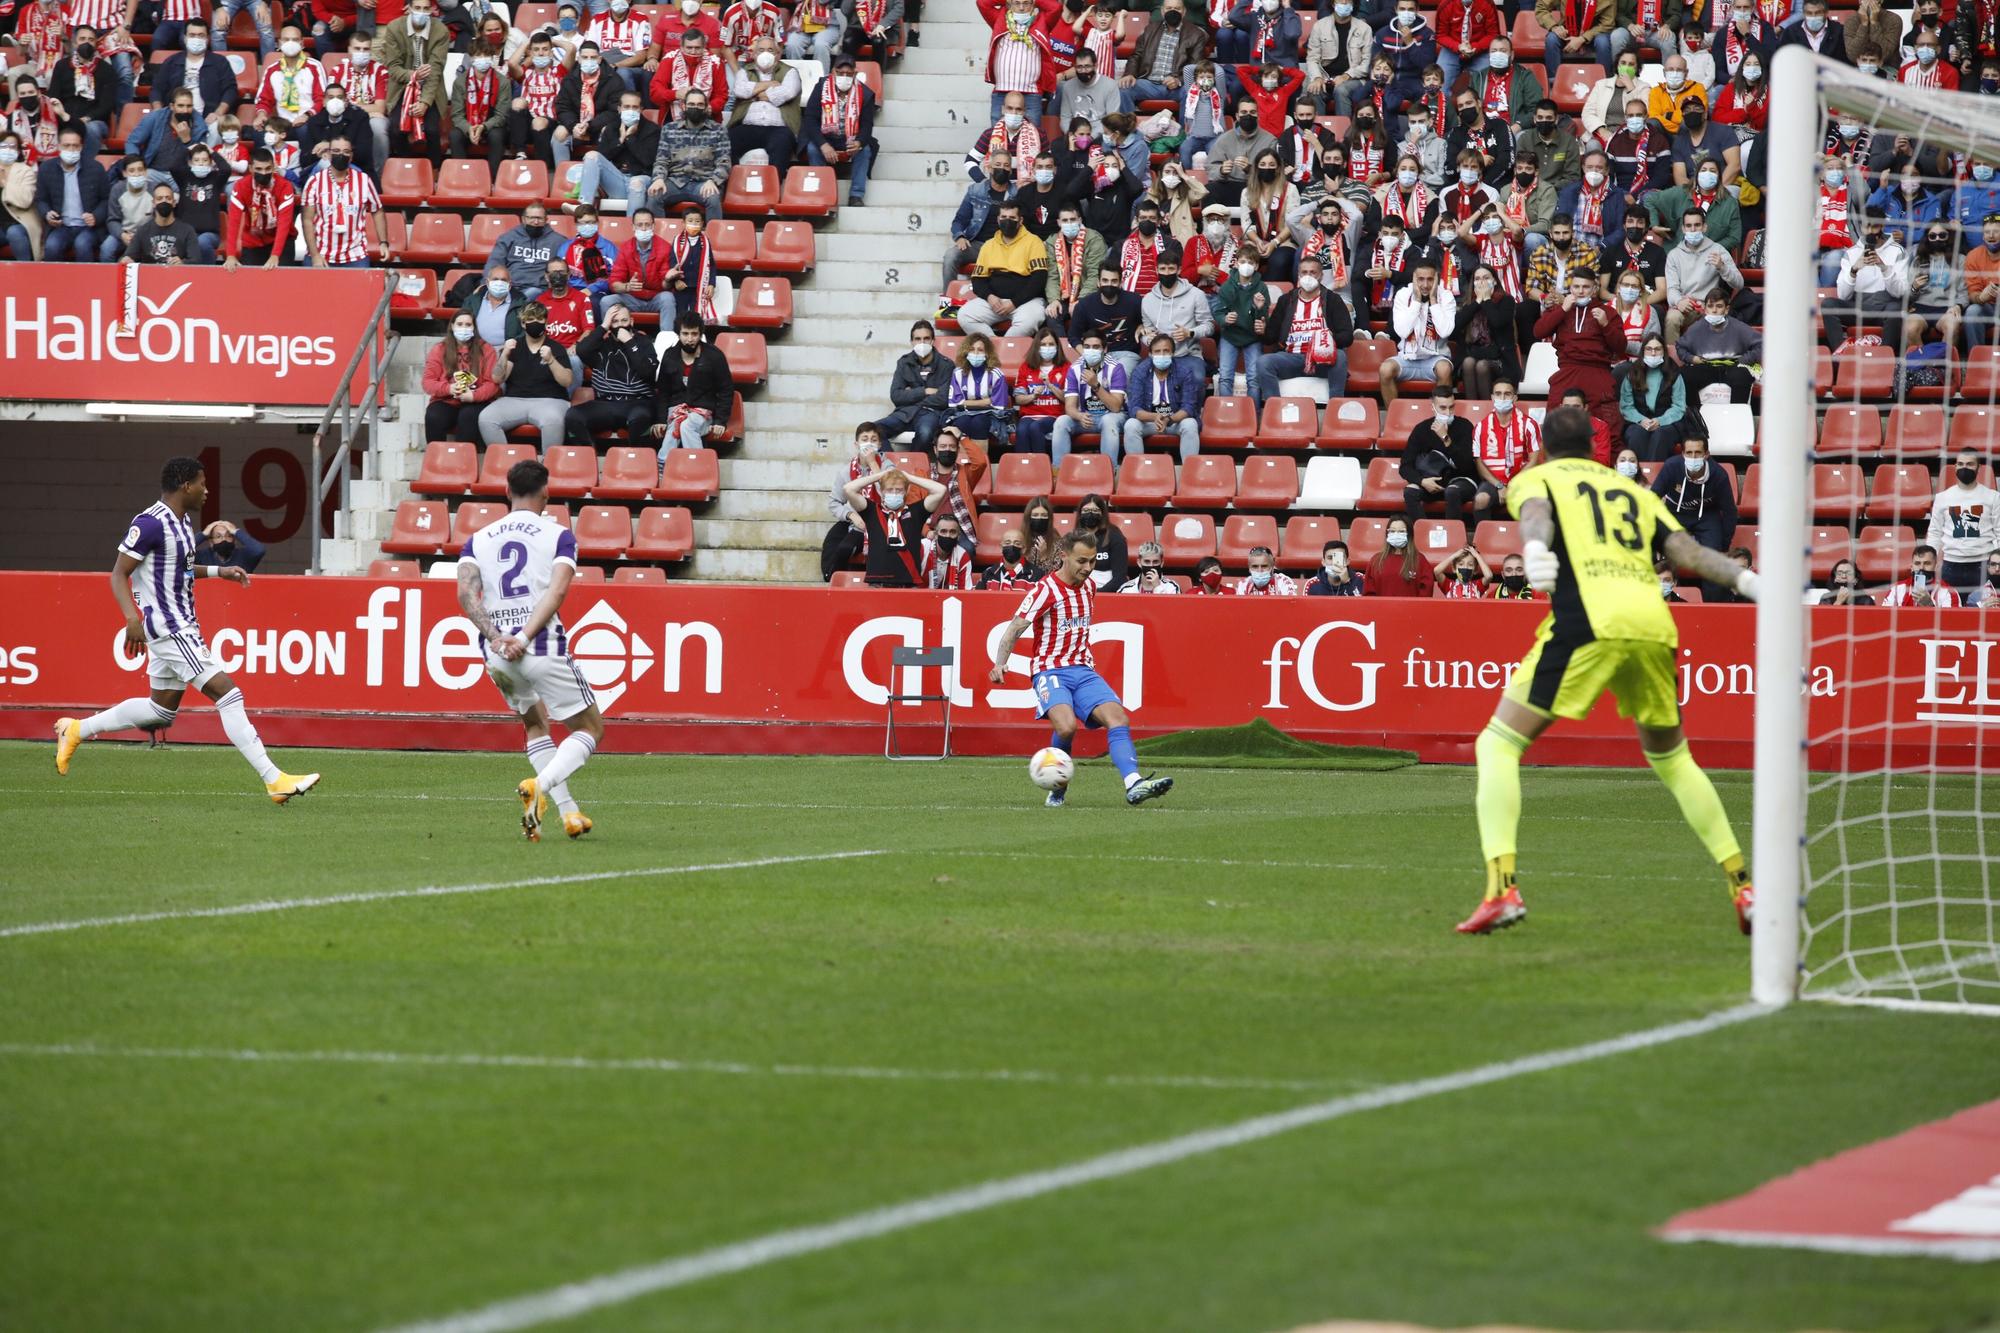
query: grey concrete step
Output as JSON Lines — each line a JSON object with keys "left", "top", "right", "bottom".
{"left": 693, "top": 517, "right": 829, "bottom": 550}
{"left": 791, "top": 287, "right": 935, "bottom": 317}
{"left": 890, "top": 45, "right": 985, "bottom": 75}
{"left": 912, "top": 20, "right": 993, "bottom": 46}
{"left": 874, "top": 122, "right": 990, "bottom": 156}
{"left": 819, "top": 230, "right": 957, "bottom": 263}
{"left": 686, "top": 547, "right": 822, "bottom": 582}
{"left": 873, "top": 152, "right": 983, "bottom": 182}
{"left": 852, "top": 180, "right": 971, "bottom": 211}
{"left": 768, "top": 342, "right": 904, "bottom": 374}
{"left": 748, "top": 400, "right": 897, "bottom": 432}
{"left": 808, "top": 258, "right": 943, "bottom": 289}
{"left": 721, "top": 456, "right": 838, "bottom": 490}
{"left": 710, "top": 487, "right": 836, "bottom": 521}
{"left": 874, "top": 99, "right": 990, "bottom": 130}
{"left": 831, "top": 203, "right": 961, "bottom": 235}
{"left": 763, "top": 372, "right": 891, "bottom": 402}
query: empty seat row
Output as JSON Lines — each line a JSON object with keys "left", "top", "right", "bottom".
{"left": 384, "top": 499, "right": 693, "bottom": 562}
{"left": 386, "top": 212, "right": 811, "bottom": 274}
{"left": 378, "top": 159, "right": 841, "bottom": 221}
{"left": 969, "top": 510, "right": 1479, "bottom": 571}
{"left": 414, "top": 442, "right": 719, "bottom": 504}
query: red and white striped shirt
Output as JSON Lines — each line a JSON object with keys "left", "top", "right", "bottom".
{"left": 158, "top": 0, "right": 204, "bottom": 21}
{"left": 343, "top": 59, "right": 387, "bottom": 106}
{"left": 991, "top": 29, "right": 1042, "bottom": 92}
{"left": 1014, "top": 573, "right": 1096, "bottom": 672}
{"left": 586, "top": 13, "right": 649, "bottom": 56}
{"left": 922, "top": 538, "right": 977, "bottom": 590}
{"left": 1234, "top": 572, "right": 1300, "bottom": 595}
{"left": 1472, "top": 407, "right": 1540, "bottom": 482}
{"left": 300, "top": 166, "right": 381, "bottom": 265}
{"left": 718, "top": 0, "right": 783, "bottom": 50}
{"left": 63, "top": 0, "right": 125, "bottom": 36}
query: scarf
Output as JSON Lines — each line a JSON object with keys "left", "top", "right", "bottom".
{"left": 1121, "top": 231, "right": 1160, "bottom": 291}
{"left": 1478, "top": 227, "right": 1523, "bottom": 299}
{"left": 1182, "top": 82, "right": 1222, "bottom": 128}
{"left": 1348, "top": 139, "right": 1384, "bottom": 181}
{"left": 1722, "top": 21, "right": 1762, "bottom": 71}
{"left": 1287, "top": 127, "right": 1317, "bottom": 183}
{"left": 856, "top": 0, "right": 886, "bottom": 29}
{"left": 523, "top": 64, "right": 563, "bottom": 117}
{"left": 1482, "top": 69, "right": 1510, "bottom": 119}
{"left": 1459, "top": 0, "right": 1474, "bottom": 48}
{"left": 9, "top": 99, "right": 58, "bottom": 161}
{"left": 1382, "top": 180, "right": 1431, "bottom": 227}
{"left": 1054, "top": 228, "right": 1089, "bottom": 301}
{"left": 1251, "top": 184, "right": 1288, "bottom": 245}
{"left": 1975, "top": 0, "right": 2000, "bottom": 55}
{"left": 1369, "top": 238, "right": 1407, "bottom": 306}
{"left": 398, "top": 70, "right": 431, "bottom": 141}
{"left": 1619, "top": 298, "right": 1649, "bottom": 343}
{"left": 1818, "top": 183, "right": 1851, "bottom": 249}
{"left": 669, "top": 52, "right": 719, "bottom": 106}
{"left": 1439, "top": 241, "right": 1461, "bottom": 291}
{"left": 464, "top": 65, "right": 499, "bottom": 125}
{"left": 1637, "top": 0, "right": 1658, "bottom": 26}
{"left": 1754, "top": 0, "right": 1786, "bottom": 24}
{"left": 19, "top": 1, "right": 64, "bottom": 82}
{"left": 577, "top": 71, "right": 602, "bottom": 127}
{"left": 932, "top": 458, "right": 972, "bottom": 531}
{"left": 1401, "top": 291, "right": 1439, "bottom": 352}
{"left": 1251, "top": 10, "right": 1280, "bottom": 60}
{"left": 1565, "top": 0, "right": 1597, "bottom": 31}
{"left": 1420, "top": 89, "right": 1447, "bottom": 138}
{"left": 569, "top": 236, "right": 612, "bottom": 284}
{"left": 1286, "top": 291, "right": 1336, "bottom": 369}
{"left": 248, "top": 175, "right": 279, "bottom": 234}
{"left": 1575, "top": 178, "right": 1608, "bottom": 234}
{"left": 346, "top": 62, "right": 385, "bottom": 104}
{"left": 1473, "top": 410, "right": 1532, "bottom": 479}
{"left": 1302, "top": 227, "right": 1348, "bottom": 289}
{"left": 70, "top": 52, "right": 100, "bottom": 103}
{"left": 1689, "top": 184, "right": 1717, "bottom": 211}
{"left": 670, "top": 232, "right": 717, "bottom": 323}
{"left": 822, "top": 76, "right": 862, "bottom": 139}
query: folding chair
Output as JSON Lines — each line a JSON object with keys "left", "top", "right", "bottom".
{"left": 883, "top": 645, "right": 954, "bottom": 760}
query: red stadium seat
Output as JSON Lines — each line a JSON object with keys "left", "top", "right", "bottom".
{"left": 491, "top": 160, "right": 551, "bottom": 206}
{"left": 1278, "top": 514, "right": 1339, "bottom": 570}
{"left": 594, "top": 446, "right": 659, "bottom": 500}
{"left": 462, "top": 212, "right": 520, "bottom": 264}
{"left": 1157, "top": 512, "right": 1217, "bottom": 567}
{"left": 383, "top": 500, "right": 449, "bottom": 554}
{"left": 1256, "top": 397, "right": 1318, "bottom": 450}
{"left": 543, "top": 502, "right": 572, "bottom": 529}
{"left": 756, "top": 220, "right": 815, "bottom": 273}
{"left": 414, "top": 441, "right": 479, "bottom": 495}
{"left": 713, "top": 331, "right": 768, "bottom": 386}
{"left": 723, "top": 164, "right": 780, "bottom": 216}
{"left": 1865, "top": 463, "right": 1934, "bottom": 521}
{"left": 1960, "top": 345, "right": 2000, "bottom": 401}
{"left": 730, "top": 276, "right": 793, "bottom": 330}
{"left": 1358, "top": 457, "right": 1405, "bottom": 511}
{"left": 1809, "top": 525, "right": 1853, "bottom": 580}
{"left": 1855, "top": 524, "right": 1917, "bottom": 582}
{"left": 1812, "top": 463, "right": 1867, "bottom": 519}
{"left": 433, "top": 159, "right": 495, "bottom": 207}
{"left": 1115, "top": 454, "right": 1177, "bottom": 507}
{"left": 974, "top": 511, "right": 1013, "bottom": 564}
{"left": 565, "top": 564, "right": 603, "bottom": 583}
{"left": 1737, "top": 463, "right": 1761, "bottom": 520}
{"left": 1834, "top": 344, "right": 1896, "bottom": 398}
{"left": 1511, "top": 8, "right": 1551, "bottom": 47}
{"left": 472, "top": 443, "right": 537, "bottom": 496}
{"left": 390, "top": 270, "right": 439, "bottom": 314}
{"left": 1345, "top": 516, "right": 1390, "bottom": 564}
{"left": 367, "top": 559, "right": 421, "bottom": 579}
{"left": 1343, "top": 337, "right": 1395, "bottom": 395}
{"left": 1218, "top": 514, "right": 1279, "bottom": 565}
{"left": 1817, "top": 406, "right": 1883, "bottom": 458}
{"left": 1199, "top": 395, "right": 1257, "bottom": 448}
{"left": 1375, "top": 399, "right": 1432, "bottom": 451}
{"left": 1236, "top": 455, "right": 1300, "bottom": 508}
{"left": 450, "top": 501, "right": 507, "bottom": 547}
{"left": 573, "top": 505, "right": 634, "bottom": 559}
{"left": 109, "top": 102, "right": 146, "bottom": 150}
{"left": 1112, "top": 511, "right": 1155, "bottom": 551}
{"left": 1474, "top": 520, "right": 1523, "bottom": 562}
{"left": 655, "top": 448, "right": 721, "bottom": 502}
{"left": 1550, "top": 62, "right": 1602, "bottom": 113}
{"left": 542, "top": 445, "right": 599, "bottom": 499}
{"left": 829, "top": 570, "right": 867, "bottom": 587}
{"left": 1113, "top": 8, "right": 1146, "bottom": 53}
{"left": 401, "top": 213, "right": 464, "bottom": 265}
{"left": 1316, "top": 397, "right": 1380, "bottom": 451}
{"left": 596, "top": 215, "right": 634, "bottom": 248}
{"left": 613, "top": 566, "right": 670, "bottom": 584}
{"left": 629, "top": 506, "right": 695, "bottom": 560}
{"left": 775, "top": 166, "right": 838, "bottom": 217}
{"left": 705, "top": 218, "right": 758, "bottom": 270}
{"left": 1172, "top": 454, "right": 1237, "bottom": 507}
{"left": 1887, "top": 404, "right": 1949, "bottom": 456}
{"left": 994, "top": 336, "right": 1033, "bottom": 377}
{"left": 991, "top": 453, "right": 1054, "bottom": 505}
{"left": 1413, "top": 519, "right": 1467, "bottom": 564}
{"left": 380, "top": 158, "right": 433, "bottom": 208}
{"left": 1950, "top": 404, "right": 2000, "bottom": 450}
{"left": 1053, "top": 454, "right": 1115, "bottom": 505}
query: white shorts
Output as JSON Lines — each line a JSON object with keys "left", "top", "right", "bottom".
{"left": 486, "top": 649, "right": 596, "bottom": 721}
{"left": 148, "top": 630, "right": 222, "bottom": 691}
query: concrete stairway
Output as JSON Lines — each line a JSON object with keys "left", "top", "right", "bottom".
{"left": 707, "top": 0, "right": 993, "bottom": 582}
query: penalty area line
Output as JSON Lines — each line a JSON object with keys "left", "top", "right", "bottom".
{"left": 0, "top": 849, "right": 888, "bottom": 941}
{"left": 375, "top": 1003, "right": 1775, "bottom": 1333}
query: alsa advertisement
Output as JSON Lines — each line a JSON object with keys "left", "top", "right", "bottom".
{"left": 1, "top": 573, "right": 1996, "bottom": 768}
{"left": 0, "top": 268, "right": 383, "bottom": 405}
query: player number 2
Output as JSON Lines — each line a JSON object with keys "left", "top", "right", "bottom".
{"left": 498, "top": 541, "right": 529, "bottom": 597}
{"left": 1575, "top": 482, "right": 1643, "bottom": 552}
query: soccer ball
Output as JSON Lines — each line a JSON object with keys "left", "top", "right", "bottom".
{"left": 1029, "top": 747, "right": 1075, "bottom": 790}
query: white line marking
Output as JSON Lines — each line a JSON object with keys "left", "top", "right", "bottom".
{"left": 1658, "top": 1228, "right": 2000, "bottom": 1263}
{"left": 0, "top": 850, "right": 888, "bottom": 940}
{"left": 0, "top": 1042, "right": 1350, "bottom": 1093}
{"left": 376, "top": 1004, "right": 1774, "bottom": 1333}
{"left": 1815, "top": 995, "right": 2000, "bottom": 1018}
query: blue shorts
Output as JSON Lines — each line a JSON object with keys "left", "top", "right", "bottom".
{"left": 1033, "top": 665, "right": 1121, "bottom": 727}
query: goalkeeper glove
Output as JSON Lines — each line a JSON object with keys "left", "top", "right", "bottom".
{"left": 1522, "top": 540, "right": 1560, "bottom": 592}
{"left": 1733, "top": 569, "right": 1760, "bottom": 602}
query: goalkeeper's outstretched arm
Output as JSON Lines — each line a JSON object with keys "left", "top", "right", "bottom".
{"left": 1664, "top": 531, "right": 1760, "bottom": 601}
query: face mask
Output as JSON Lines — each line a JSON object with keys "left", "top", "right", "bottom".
{"left": 1685, "top": 457, "right": 1707, "bottom": 476}
{"left": 533, "top": 53, "right": 554, "bottom": 67}
{"left": 1437, "top": 229, "right": 1458, "bottom": 247}
{"left": 1697, "top": 169, "right": 1719, "bottom": 190}
{"left": 824, "top": 71, "right": 851, "bottom": 92}
{"left": 1395, "top": 8, "right": 1416, "bottom": 23}
{"left": 1262, "top": 75, "right": 1279, "bottom": 90}
{"left": 1248, "top": 568, "right": 1273, "bottom": 587}
{"left": 967, "top": 352, "right": 987, "bottom": 367}
{"left": 1616, "top": 285, "right": 1643, "bottom": 304}
{"left": 473, "top": 55, "right": 495, "bottom": 71}
{"left": 1660, "top": 578, "right": 1677, "bottom": 596}
{"left": 580, "top": 57, "right": 601, "bottom": 73}
{"left": 577, "top": 221, "right": 598, "bottom": 237}
{"left": 280, "top": 38, "right": 302, "bottom": 56}
{"left": 1550, "top": 235, "right": 1571, "bottom": 252}
{"left": 1742, "top": 64, "right": 1760, "bottom": 81}
{"left": 1457, "top": 167, "right": 1480, "bottom": 186}
{"left": 558, "top": 13, "right": 578, "bottom": 29}
{"left": 1664, "top": 70, "right": 1686, "bottom": 89}
{"left": 1162, "top": 171, "right": 1185, "bottom": 190}
{"left": 1902, "top": 177, "right": 1921, "bottom": 195}
{"left": 153, "top": 203, "right": 175, "bottom": 221}
{"left": 1386, "top": 530, "right": 1408, "bottom": 550}
{"left": 1099, "top": 284, "right": 1120, "bottom": 299}
{"left": 1802, "top": 13, "right": 1824, "bottom": 29}
{"left": 126, "top": 177, "right": 147, "bottom": 192}
{"left": 1157, "top": 269, "right": 1181, "bottom": 288}
{"left": 1616, "top": 460, "right": 1641, "bottom": 479}
{"left": 1235, "top": 115, "right": 1257, "bottom": 134}
{"left": 18, "top": 95, "right": 40, "bottom": 115}
{"left": 1534, "top": 121, "right": 1556, "bottom": 136}
{"left": 0, "top": 147, "right": 17, "bottom": 165}
{"left": 1585, "top": 169, "right": 1608, "bottom": 188}
{"left": 1335, "top": 0, "right": 1353, "bottom": 12}
{"left": 1682, "top": 230, "right": 1703, "bottom": 248}
{"left": 76, "top": 40, "right": 98, "bottom": 59}
{"left": 488, "top": 279, "right": 511, "bottom": 296}
{"left": 58, "top": 149, "right": 80, "bottom": 165}
{"left": 1514, "top": 171, "right": 1535, "bottom": 187}
{"left": 1703, "top": 311, "right": 1727, "bottom": 327}
{"left": 1918, "top": 46, "right": 1938, "bottom": 63}
{"left": 1261, "top": 0, "right": 1279, "bottom": 11}
{"left": 1643, "top": 352, "right": 1665, "bottom": 368}
{"left": 1077, "top": 511, "right": 1105, "bottom": 531}
{"left": 410, "top": 11, "right": 430, "bottom": 26}
{"left": 1621, "top": 115, "right": 1647, "bottom": 137}
{"left": 1482, "top": 217, "right": 1505, "bottom": 236}
{"left": 1140, "top": 352, "right": 1171, "bottom": 372}
{"left": 1397, "top": 169, "right": 1418, "bottom": 189}
{"left": 1297, "top": 274, "right": 1320, "bottom": 292}
{"left": 879, "top": 491, "right": 906, "bottom": 510}
{"left": 911, "top": 341, "right": 932, "bottom": 358}
{"left": 1857, "top": 61, "right": 1879, "bottom": 75}
{"left": 634, "top": 227, "right": 654, "bottom": 242}
{"left": 1960, "top": 466, "right": 1980, "bottom": 484}
{"left": 1027, "top": 514, "right": 1051, "bottom": 534}
{"left": 1137, "top": 218, "right": 1159, "bottom": 239}
{"left": 1490, "top": 50, "right": 1510, "bottom": 69}
{"left": 327, "top": 151, "right": 352, "bottom": 171}
{"left": 1198, "top": 77, "right": 1215, "bottom": 90}
{"left": 1038, "top": 343, "right": 1058, "bottom": 361}
{"left": 1083, "top": 347, "right": 1105, "bottom": 365}
{"left": 1102, "top": 163, "right": 1121, "bottom": 180}
{"left": 1002, "top": 544, "right": 1024, "bottom": 562}
{"left": 325, "top": 97, "right": 349, "bottom": 117}
{"left": 683, "top": 0, "right": 700, "bottom": 11}
{"left": 755, "top": 51, "right": 776, "bottom": 69}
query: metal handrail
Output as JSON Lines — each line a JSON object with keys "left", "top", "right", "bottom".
{"left": 309, "top": 271, "right": 401, "bottom": 574}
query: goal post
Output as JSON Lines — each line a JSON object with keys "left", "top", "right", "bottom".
{"left": 1756, "top": 52, "right": 2000, "bottom": 1014}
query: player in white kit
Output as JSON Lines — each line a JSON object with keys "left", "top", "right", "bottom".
{"left": 53, "top": 457, "right": 320, "bottom": 802}
{"left": 455, "top": 459, "right": 604, "bottom": 841}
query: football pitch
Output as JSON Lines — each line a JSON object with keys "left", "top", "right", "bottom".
{"left": 2, "top": 740, "right": 1997, "bottom": 1333}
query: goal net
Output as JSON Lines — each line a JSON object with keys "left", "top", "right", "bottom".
{"left": 1757, "top": 51, "right": 2000, "bottom": 1013}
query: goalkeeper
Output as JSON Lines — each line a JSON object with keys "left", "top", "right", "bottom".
{"left": 1457, "top": 406, "right": 1762, "bottom": 938}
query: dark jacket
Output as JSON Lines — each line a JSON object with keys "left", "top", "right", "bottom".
{"left": 656, "top": 341, "right": 734, "bottom": 421}
{"left": 1067, "top": 286, "right": 1145, "bottom": 356}
{"left": 951, "top": 180, "right": 1016, "bottom": 244}
{"left": 299, "top": 105, "right": 380, "bottom": 178}
{"left": 1126, "top": 356, "right": 1206, "bottom": 422}
{"left": 1228, "top": 0, "right": 1303, "bottom": 65}
{"left": 154, "top": 52, "right": 241, "bottom": 116}
{"left": 194, "top": 529, "right": 268, "bottom": 571}
{"left": 1129, "top": 12, "right": 1209, "bottom": 81}
{"left": 588, "top": 109, "right": 663, "bottom": 177}
{"left": 1261, "top": 285, "right": 1355, "bottom": 353}
{"left": 33, "top": 156, "right": 111, "bottom": 224}
{"left": 1079, "top": 519, "right": 1128, "bottom": 589}
{"left": 1399, "top": 416, "right": 1479, "bottom": 483}
{"left": 1651, "top": 456, "right": 1737, "bottom": 541}
{"left": 574, "top": 324, "right": 662, "bottom": 400}
{"left": 887, "top": 348, "right": 953, "bottom": 410}
{"left": 1305, "top": 568, "right": 1366, "bottom": 595}
{"left": 49, "top": 58, "right": 116, "bottom": 128}
{"left": 1778, "top": 18, "right": 1848, "bottom": 64}
{"left": 555, "top": 69, "right": 622, "bottom": 132}
{"left": 798, "top": 77, "right": 878, "bottom": 154}
{"left": 1077, "top": 171, "right": 1143, "bottom": 249}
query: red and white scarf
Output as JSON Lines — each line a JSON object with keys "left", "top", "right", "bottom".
{"left": 1250, "top": 186, "right": 1288, "bottom": 247}
{"left": 1473, "top": 409, "right": 1536, "bottom": 480}
{"left": 1183, "top": 81, "right": 1222, "bottom": 130}
{"left": 1369, "top": 238, "right": 1407, "bottom": 306}
{"left": 1754, "top": 0, "right": 1786, "bottom": 24}
{"left": 1287, "top": 127, "right": 1317, "bottom": 183}
{"left": 18, "top": 1, "right": 66, "bottom": 83}
{"left": 1301, "top": 227, "right": 1348, "bottom": 290}
{"left": 1482, "top": 69, "right": 1510, "bottom": 119}
{"left": 1438, "top": 241, "right": 1461, "bottom": 291}
{"left": 1575, "top": 177, "right": 1608, "bottom": 235}
{"left": 1381, "top": 180, "right": 1431, "bottom": 227}
{"left": 346, "top": 61, "right": 386, "bottom": 104}
{"left": 69, "top": 52, "right": 101, "bottom": 103}
{"left": 668, "top": 51, "right": 720, "bottom": 107}
{"left": 1689, "top": 184, "right": 1717, "bottom": 212}
{"left": 1419, "top": 89, "right": 1448, "bottom": 137}
{"left": 1478, "top": 226, "right": 1523, "bottom": 299}
{"left": 1722, "top": 20, "right": 1762, "bottom": 71}
{"left": 1053, "top": 228, "right": 1089, "bottom": 302}
{"left": 398, "top": 71, "right": 431, "bottom": 141}
{"left": 1637, "top": 0, "right": 1659, "bottom": 27}
{"left": 856, "top": 0, "right": 887, "bottom": 29}
{"left": 1121, "top": 231, "right": 1160, "bottom": 291}
{"left": 1565, "top": 0, "right": 1597, "bottom": 31}
{"left": 1285, "top": 292, "right": 1337, "bottom": 369}
{"left": 1817, "top": 183, "right": 1851, "bottom": 249}
{"left": 1618, "top": 298, "right": 1650, "bottom": 344}
{"left": 671, "top": 231, "right": 718, "bottom": 323}
{"left": 1251, "top": 11, "right": 1281, "bottom": 59}
{"left": 576, "top": 71, "right": 604, "bottom": 127}
{"left": 9, "top": 99, "right": 59, "bottom": 162}
{"left": 463, "top": 64, "right": 500, "bottom": 126}
{"left": 822, "top": 76, "right": 863, "bottom": 139}
{"left": 1348, "top": 140, "right": 1384, "bottom": 181}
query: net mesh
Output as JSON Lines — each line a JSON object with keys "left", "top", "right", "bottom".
{"left": 1774, "top": 61, "right": 2000, "bottom": 1008}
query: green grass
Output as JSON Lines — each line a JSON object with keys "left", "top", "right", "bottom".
{"left": 2, "top": 740, "right": 1997, "bottom": 1333}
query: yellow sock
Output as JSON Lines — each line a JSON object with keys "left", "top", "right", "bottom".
{"left": 1721, "top": 852, "right": 1750, "bottom": 895}
{"left": 1475, "top": 722, "right": 1530, "bottom": 899}
{"left": 1644, "top": 741, "right": 1744, "bottom": 881}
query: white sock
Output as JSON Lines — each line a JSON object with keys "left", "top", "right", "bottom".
{"left": 525, "top": 737, "right": 579, "bottom": 815}
{"left": 215, "top": 688, "right": 282, "bottom": 784}
{"left": 537, "top": 732, "right": 596, "bottom": 794}
{"left": 80, "top": 696, "right": 176, "bottom": 739}
{"left": 1123, "top": 771, "right": 1141, "bottom": 790}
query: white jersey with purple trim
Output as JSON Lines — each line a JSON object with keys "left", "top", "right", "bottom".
{"left": 461, "top": 509, "right": 578, "bottom": 656}
{"left": 118, "top": 501, "right": 202, "bottom": 639}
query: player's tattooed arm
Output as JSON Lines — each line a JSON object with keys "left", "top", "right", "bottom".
{"left": 1664, "top": 531, "right": 1760, "bottom": 600}
{"left": 110, "top": 552, "right": 147, "bottom": 652}
{"left": 455, "top": 561, "right": 503, "bottom": 645}
{"left": 515, "top": 563, "right": 576, "bottom": 652}
{"left": 988, "top": 616, "right": 1029, "bottom": 684}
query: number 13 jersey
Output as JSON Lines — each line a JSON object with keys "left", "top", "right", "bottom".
{"left": 462, "top": 510, "right": 578, "bottom": 655}
{"left": 1507, "top": 456, "right": 1686, "bottom": 647}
